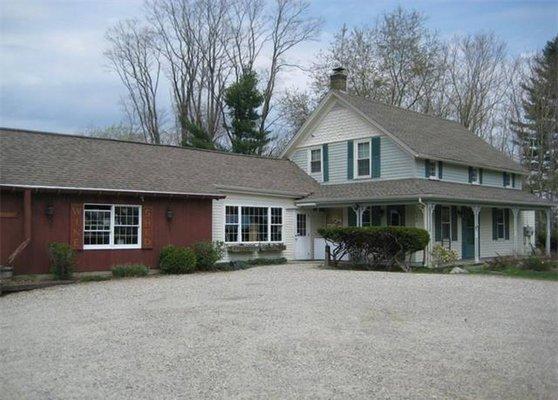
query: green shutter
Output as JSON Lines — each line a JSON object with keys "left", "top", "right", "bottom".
{"left": 468, "top": 167, "right": 473, "bottom": 183}
{"left": 398, "top": 205, "right": 406, "bottom": 226}
{"left": 371, "top": 206, "right": 381, "bottom": 226}
{"left": 322, "top": 144, "right": 329, "bottom": 182}
{"left": 371, "top": 136, "right": 381, "bottom": 178}
{"left": 479, "top": 168, "right": 483, "bottom": 184}
{"left": 451, "top": 206, "right": 458, "bottom": 241}
{"left": 347, "top": 141, "right": 354, "bottom": 180}
{"left": 492, "top": 208, "right": 498, "bottom": 240}
{"left": 434, "top": 205, "right": 442, "bottom": 241}
{"left": 348, "top": 207, "right": 357, "bottom": 226}
{"left": 504, "top": 208, "right": 510, "bottom": 240}
{"left": 425, "top": 159, "right": 430, "bottom": 178}
{"left": 438, "top": 161, "right": 443, "bottom": 179}
{"left": 511, "top": 174, "right": 515, "bottom": 188}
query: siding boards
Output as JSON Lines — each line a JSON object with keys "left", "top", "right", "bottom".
{"left": 290, "top": 149, "right": 307, "bottom": 172}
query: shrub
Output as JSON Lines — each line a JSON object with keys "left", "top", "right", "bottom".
{"left": 431, "top": 244, "right": 459, "bottom": 267}
{"left": 520, "top": 256, "right": 557, "bottom": 272}
{"left": 192, "top": 241, "right": 224, "bottom": 271}
{"left": 248, "top": 257, "right": 287, "bottom": 265}
{"left": 111, "top": 264, "right": 149, "bottom": 278}
{"left": 318, "top": 226, "right": 430, "bottom": 271}
{"left": 484, "top": 255, "right": 519, "bottom": 271}
{"left": 159, "top": 245, "right": 197, "bottom": 274}
{"left": 80, "top": 275, "right": 111, "bottom": 282}
{"left": 48, "top": 242, "right": 76, "bottom": 280}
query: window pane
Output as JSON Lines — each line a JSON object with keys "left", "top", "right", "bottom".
{"left": 241, "top": 207, "right": 268, "bottom": 242}
{"left": 84, "top": 231, "right": 110, "bottom": 245}
{"left": 311, "top": 149, "right": 321, "bottom": 162}
{"left": 84, "top": 210, "right": 111, "bottom": 231}
{"left": 225, "top": 206, "right": 238, "bottom": 224}
{"left": 271, "top": 208, "right": 282, "bottom": 224}
{"left": 358, "top": 159, "right": 370, "bottom": 176}
{"left": 114, "top": 226, "right": 139, "bottom": 245}
{"left": 115, "top": 206, "right": 139, "bottom": 226}
{"left": 428, "top": 161, "right": 437, "bottom": 177}
{"left": 271, "top": 225, "right": 282, "bottom": 241}
{"left": 296, "top": 214, "right": 306, "bottom": 236}
{"left": 357, "top": 142, "right": 369, "bottom": 158}
{"left": 310, "top": 149, "right": 321, "bottom": 173}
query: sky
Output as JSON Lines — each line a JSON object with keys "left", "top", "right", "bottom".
{"left": 0, "top": 0, "right": 557, "bottom": 134}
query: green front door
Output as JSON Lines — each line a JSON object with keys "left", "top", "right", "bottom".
{"left": 461, "top": 207, "right": 475, "bottom": 259}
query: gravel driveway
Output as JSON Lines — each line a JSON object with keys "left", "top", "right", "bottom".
{"left": 1, "top": 263, "right": 557, "bottom": 400}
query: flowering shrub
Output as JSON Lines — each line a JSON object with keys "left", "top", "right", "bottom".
{"left": 431, "top": 244, "right": 459, "bottom": 267}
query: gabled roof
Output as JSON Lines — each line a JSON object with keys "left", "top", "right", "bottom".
{"left": 282, "top": 90, "right": 524, "bottom": 174}
{"left": 298, "top": 178, "right": 554, "bottom": 207}
{"left": 0, "top": 128, "right": 319, "bottom": 198}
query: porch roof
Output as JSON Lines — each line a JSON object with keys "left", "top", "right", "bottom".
{"left": 297, "top": 178, "right": 555, "bottom": 208}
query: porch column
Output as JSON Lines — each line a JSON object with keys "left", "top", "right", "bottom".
{"left": 472, "top": 206, "right": 481, "bottom": 263}
{"left": 424, "top": 203, "right": 435, "bottom": 266}
{"left": 546, "top": 208, "right": 552, "bottom": 256}
{"left": 512, "top": 207, "right": 519, "bottom": 255}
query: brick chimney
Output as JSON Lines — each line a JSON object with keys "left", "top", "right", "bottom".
{"left": 329, "top": 67, "right": 347, "bottom": 91}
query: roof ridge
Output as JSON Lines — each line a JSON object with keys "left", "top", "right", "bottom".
{"left": 0, "top": 127, "right": 288, "bottom": 162}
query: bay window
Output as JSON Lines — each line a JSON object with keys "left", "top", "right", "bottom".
{"left": 84, "top": 204, "right": 141, "bottom": 249}
{"left": 224, "top": 206, "right": 283, "bottom": 243}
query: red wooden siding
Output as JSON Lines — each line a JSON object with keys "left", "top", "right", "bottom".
{"left": 0, "top": 190, "right": 213, "bottom": 274}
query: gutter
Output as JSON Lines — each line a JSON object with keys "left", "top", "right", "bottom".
{"left": 8, "top": 189, "right": 31, "bottom": 266}
{"left": 214, "top": 185, "right": 310, "bottom": 199}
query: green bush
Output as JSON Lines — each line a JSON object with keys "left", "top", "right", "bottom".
{"left": 431, "top": 244, "right": 459, "bottom": 267}
{"left": 159, "top": 245, "right": 197, "bottom": 274}
{"left": 48, "top": 242, "right": 76, "bottom": 280}
{"left": 520, "top": 256, "right": 557, "bottom": 272}
{"left": 247, "top": 257, "right": 288, "bottom": 265}
{"left": 80, "top": 275, "right": 111, "bottom": 282}
{"left": 111, "top": 264, "right": 149, "bottom": 278}
{"left": 192, "top": 241, "right": 224, "bottom": 270}
{"left": 318, "top": 226, "right": 430, "bottom": 271}
{"left": 536, "top": 227, "right": 558, "bottom": 252}
{"left": 484, "top": 255, "right": 520, "bottom": 271}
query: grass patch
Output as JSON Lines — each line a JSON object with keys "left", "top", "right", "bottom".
{"left": 79, "top": 275, "right": 112, "bottom": 282}
{"left": 467, "top": 267, "right": 558, "bottom": 281}
{"left": 111, "top": 264, "right": 149, "bottom": 278}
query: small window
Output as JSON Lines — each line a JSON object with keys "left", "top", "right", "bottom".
{"left": 426, "top": 160, "right": 438, "bottom": 179}
{"left": 495, "top": 209, "right": 505, "bottom": 239}
{"left": 271, "top": 208, "right": 282, "bottom": 242}
{"left": 84, "top": 204, "right": 141, "bottom": 249}
{"left": 296, "top": 214, "right": 307, "bottom": 236}
{"left": 441, "top": 206, "right": 451, "bottom": 240}
{"left": 225, "top": 206, "right": 239, "bottom": 242}
{"left": 310, "top": 149, "right": 322, "bottom": 174}
{"left": 470, "top": 167, "right": 480, "bottom": 184}
{"left": 355, "top": 140, "right": 371, "bottom": 177}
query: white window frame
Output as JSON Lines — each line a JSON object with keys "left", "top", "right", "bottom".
{"left": 427, "top": 160, "right": 438, "bottom": 180}
{"left": 470, "top": 167, "right": 480, "bottom": 185}
{"left": 308, "top": 147, "right": 322, "bottom": 174}
{"left": 83, "top": 204, "right": 142, "bottom": 250}
{"left": 495, "top": 209, "right": 505, "bottom": 239}
{"left": 440, "top": 206, "right": 451, "bottom": 241}
{"left": 224, "top": 205, "right": 284, "bottom": 244}
{"left": 354, "top": 139, "right": 371, "bottom": 178}
{"left": 296, "top": 213, "right": 307, "bottom": 236}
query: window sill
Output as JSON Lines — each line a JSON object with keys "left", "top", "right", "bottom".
{"left": 83, "top": 245, "right": 141, "bottom": 250}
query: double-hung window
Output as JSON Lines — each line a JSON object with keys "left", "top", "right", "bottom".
{"left": 470, "top": 167, "right": 480, "bottom": 184}
{"left": 440, "top": 206, "right": 451, "bottom": 240}
{"left": 225, "top": 206, "right": 283, "bottom": 243}
{"left": 84, "top": 204, "right": 141, "bottom": 249}
{"left": 355, "top": 140, "right": 371, "bottom": 177}
{"left": 494, "top": 209, "right": 505, "bottom": 239}
{"left": 426, "top": 160, "right": 438, "bottom": 179}
{"left": 310, "top": 148, "right": 322, "bottom": 174}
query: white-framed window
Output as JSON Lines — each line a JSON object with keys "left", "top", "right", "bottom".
{"left": 426, "top": 160, "right": 438, "bottom": 179}
{"left": 355, "top": 139, "right": 371, "bottom": 177}
{"left": 441, "top": 206, "right": 451, "bottom": 240}
{"left": 224, "top": 206, "right": 283, "bottom": 243}
{"left": 470, "top": 167, "right": 480, "bottom": 184}
{"left": 83, "top": 204, "right": 141, "bottom": 249}
{"left": 494, "top": 209, "right": 505, "bottom": 239}
{"left": 309, "top": 148, "right": 322, "bottom": 174}
{"left": 296, "top": 213, "right": 307, "bottom": 236}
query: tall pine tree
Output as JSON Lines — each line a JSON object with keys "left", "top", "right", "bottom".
{"left": 513, "top": 36, "right": 558, "bottom": 201}
{"left": 180, "top": 118, "right": 215, "bottom": 150}
{"left": 224, "top": 71, "right": 271, "bottom": 155}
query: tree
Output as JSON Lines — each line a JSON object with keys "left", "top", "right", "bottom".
{"left": 180, "top": 119, "right": 216, "bottom": 150}
{"left": 85, "top": 123, "right": 144, "bottom": 142}
{"left": 105, "top": 20, "right": 163, "bottom": 144}
{"left": 224, "top": 71, "right": 270, "bottom": 154}
{"left": 512, "top": 36, "right": 558, "bottom": 201}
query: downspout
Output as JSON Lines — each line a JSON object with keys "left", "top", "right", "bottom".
{"left": 8, "top": 190, "right": 32, "bottom": 265}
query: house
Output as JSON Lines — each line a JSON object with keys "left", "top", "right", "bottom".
{"left": 0, "top": 68, "right": 554, "bottom": 274}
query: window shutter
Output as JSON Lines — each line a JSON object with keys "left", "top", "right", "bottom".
{"left": 479, "top": 168, "right": 483, "bottom": 184}
{"left": 434, "top": 205, "right": 442, "bottom": 241}
{"left": 371, "top": 206, "right": 381, "bottom": 226}
{"left": 70, "top": 203, "right": 83, "bottom": 250}
{"left": 492, "top": 208, "right": 498, "bottom": 240}
{"left": 348, "top": 207, "right": 357, "bottom": 226}
{"left": 511, "top": 174, "right": 515, "bottom": 188}
{"left": 425, "top": 159, "right": 431, "bottom": 178}
{"left": 347, "top": 140, "right": 354, "bottom": 180}
{"left": 451, "top": 206, "right": 458, "bottom": 241}
{"left": 438, "top": 161, "right": 443, "bottom": 179}
{"left": 468, "top": 166, "right": 473, "bottom": 183}
{"left": 504, "top": 208, "right": 510, "bottom": 240}
{"left": 322, "top": 144, "right": 329, "bottom": 182}
{"left": 371, "top": 136, "right": 381, "bottom": 178}
{"left": 142, "top": 206, "right": 154, "bottom": 249}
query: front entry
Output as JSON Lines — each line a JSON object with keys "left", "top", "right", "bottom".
{"left": 461, "top": 207, "right": 475, "bottom": 259}
{"left": 295, "top": 213, "right": 312, "bottom": 260}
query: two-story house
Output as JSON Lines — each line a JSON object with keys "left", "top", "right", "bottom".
{"left": 0, "top": 68, "right": 554, "bottom": 275}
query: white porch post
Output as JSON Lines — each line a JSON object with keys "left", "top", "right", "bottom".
{"left": 472, "top": 206, "right": 481, "bottom": 263}
{"left": 512, "top": 207, "right": 519, "bottom": 255}
{"left": 546, "top": 208, "right": 552, "bottom": 256}
{"left": 424, "top": 203, "right": 435, "bottom": 266}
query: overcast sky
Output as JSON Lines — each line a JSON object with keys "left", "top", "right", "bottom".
{"left": 1, "top": 0, "right": 557, "bottom": 134}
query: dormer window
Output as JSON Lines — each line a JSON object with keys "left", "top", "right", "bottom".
{"left": 355, "top": 139, "right": 371, "bottom": 177}
{"left": 426, "top": 160, "right": 438, "bottom": 180}
{"left": 309, "top": 148, "right": 322, "bottom": 174}
{"left": 469, "top": 167, "right": 480, "bottom": 185}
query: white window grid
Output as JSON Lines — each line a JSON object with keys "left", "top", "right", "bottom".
{"left": 224, "top": 205, "right": 284, "bottom": 243}
{"left": 83, "top": 204, "right": 142, "bottom": 250}
{"left": 309, "top": 148, "right": 322, "bottom": 174}
{"left": 355, "top": 139, "right": 371, "bottom": 178}
{"left": 471, "top": 167, "right": 480, "bottom": 185}
{"left": 427, "top": 160, "right": 438, "bottom": 179}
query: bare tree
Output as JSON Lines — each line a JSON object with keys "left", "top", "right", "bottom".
{"left": 105, "top": 20, "right": 163, "bottom": 144}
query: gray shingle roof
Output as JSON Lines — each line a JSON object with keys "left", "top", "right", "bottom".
{"left": 0, "top": 128, "right": 319, "bottom": 197}
{"left": 299, "top": 178, "right": 554, "bottom": 207}
{"left": 335, "top": 91, "right": 524, "bottom": 174}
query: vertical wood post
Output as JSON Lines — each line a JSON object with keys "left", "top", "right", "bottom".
{"left": 424, "top": 203, "right": 435, "bottom": 267}
{"left": 512, "top": 208, "right": 519, "bottom": 255}
{"left": 472, "top": 206, "right": 481, "bottom": 263}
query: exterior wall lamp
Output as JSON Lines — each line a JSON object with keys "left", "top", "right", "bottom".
{"left": 45, "top": 204, "right": 55, "bottom": 221}
{"left": 166, "top": 207, "right": 174, "bottom": 221}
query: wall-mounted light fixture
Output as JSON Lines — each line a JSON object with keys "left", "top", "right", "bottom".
{"left": 45, "top": 204, "right": 54, "bottom": 221}
{"left": 166, "top": 207, "right": 174, "bottom": 221}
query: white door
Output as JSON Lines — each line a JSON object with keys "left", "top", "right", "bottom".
{"left": 295, "top": 213, "right": 312, "bottom": 260}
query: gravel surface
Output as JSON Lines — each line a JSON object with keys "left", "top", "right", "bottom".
{"left": 1, "top": 263, "right": 557, "bottom": 400}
